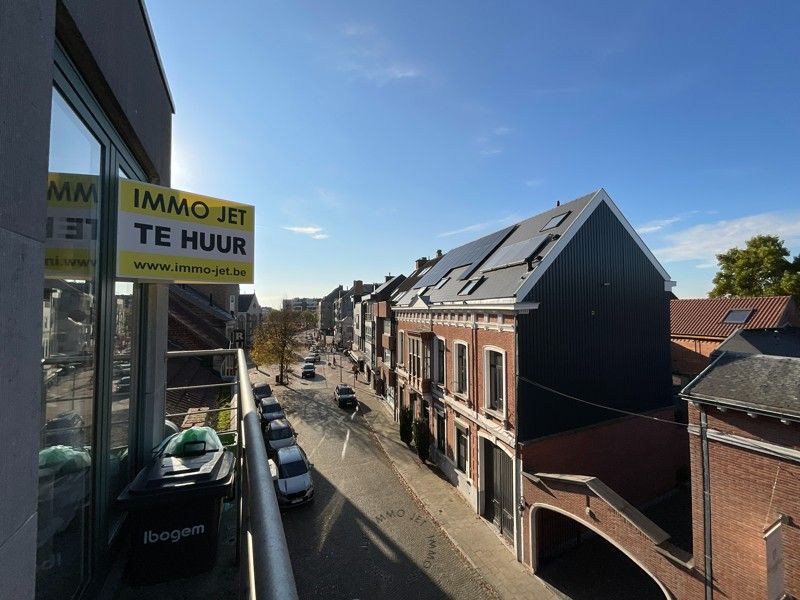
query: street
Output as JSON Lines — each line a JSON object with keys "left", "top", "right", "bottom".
{"left": 255, "top": 353, "right": 495, "bottom": 600}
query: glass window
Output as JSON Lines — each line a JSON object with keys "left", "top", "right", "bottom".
{"left": 455, "top": 343, "right": 467, "bottom": 394}
{"left": 722, "top": 309, "right": 753, "bottom": 324}
{"left": 488, "top": 350, "right": 504, "bottom": 412}
{"left": 541, "top": 211, "right": 570, "bottom": 231}
{"left": 38, "top": 88, "right": 102, "bottom": 600}
{"left": 436, "top": 338, "right": 445, "bottom": 385}
{"left": 436, "top": 412, "right": 445, "bottom": 453}
{"left": 456, "top": 426, "right": 468, "bottom": 473}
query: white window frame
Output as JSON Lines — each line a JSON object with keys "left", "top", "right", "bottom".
{"left": 435, "top": 336, "right": 446, "bottom": 387}
{"left": 483, "top": 346, "right": 507, "bottom": 421}
{"left": 455, "top": 419, "right": 470, "bottom": 476}
{"left": 453, "top": 340, "right": 469, "bottom": 398}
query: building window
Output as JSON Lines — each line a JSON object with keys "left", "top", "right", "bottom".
{"left": 410, "top": 337, "right": 422, "bottom": 378}
{"left": 436, "top": 411, "right": 446, "bottom": 453}
{"left": 486, "top": 349, "right": 505, "bottom": 413}
{"left": 541, "top": 211, "right": 570, "bottom": 231}
{"left": 397, "top": 331, "right": 405, "bottom": 365}
{"left": 454, "top": 342, "right": 468, "bottom": 395}
{"left": 456, "top": 425, "right": 469, "bottom": 473}
{"left": 435, "top": 337, "right": 445, "bottom": 385}
{"left": 722, "top": 308, "right": 753, "bottom": 324}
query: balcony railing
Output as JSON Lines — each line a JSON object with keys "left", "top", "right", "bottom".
{"left": 165, "top": 348, "right": 298, "bottom": 600}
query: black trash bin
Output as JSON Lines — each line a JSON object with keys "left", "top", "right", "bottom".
{"left": 118, "top": 427, "right": 235, "bottom": 584}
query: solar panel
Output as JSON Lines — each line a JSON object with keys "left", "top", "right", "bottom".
{"left": 415, "top": 225, "right": 515, "bottom": 288}
{"left": 480, "top": 234, "right": 550, "bottom": 272}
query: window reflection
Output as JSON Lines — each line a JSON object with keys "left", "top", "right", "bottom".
{"left": 38, "top": 89, "right": 101, "bottom": 600}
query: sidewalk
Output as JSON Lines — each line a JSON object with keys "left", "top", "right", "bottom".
{"left": 348, "top": 372, "right": 561, "bottom": 600}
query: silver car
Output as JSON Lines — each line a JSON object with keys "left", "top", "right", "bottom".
{"left": 265, "top": 418, "right": 296, "bottom": 455}
{"left": 272, "top": 445, "right": 314, "bottom": 507}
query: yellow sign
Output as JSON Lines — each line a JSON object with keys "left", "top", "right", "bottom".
{"left": 117, "top": 180, "right": 254, "bottom": 283}
{"left": 45, "top": 172, "right": 99, "bottom": 277}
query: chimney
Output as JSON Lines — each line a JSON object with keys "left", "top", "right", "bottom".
{"left": 556, "top": 200, "right": 561, "bottom": 207}
{"left": 353, "top": 280, "right": 363, "bottom": 295}
{"left": 436, "top": 249, "right": 443, "bottom": 258}
{"left": 415, "top": 257, "right": 428, "bottom": 269}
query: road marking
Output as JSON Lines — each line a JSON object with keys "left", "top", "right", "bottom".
{"left": 341, "top": 428, "right": 350, "bottom": 460}
{"left": 350, "top": 405, "right": 359, "bottom": 421}
{"left": 308, "top": 430, "right": 327, "bottom": 459}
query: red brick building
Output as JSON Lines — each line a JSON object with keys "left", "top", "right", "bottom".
{"left": 680, "top": 327, "right": 800, "bottom": 600}
{"left": 670, "top": 296, "right": 799, "bottom": 383}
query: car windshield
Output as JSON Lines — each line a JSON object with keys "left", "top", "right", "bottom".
{"left": 304, "top": 365, "right": 314, "bottom": 370}
{"left": 279, "top": 458, "right": 307, "bottom": 478}
{"left": 271, "top": 427, "right": 294, "bottom": 440}
{"left": 254, "top": 385, "right": 272, "bottom": 397}
{"left": 338, "top": 386, "right": 353, "bottom": 395}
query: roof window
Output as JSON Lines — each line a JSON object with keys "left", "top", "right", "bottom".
{"left": 722, "top": 309, "right": 753, "bottom": 324}
{"left": 541, "top": 211, "right": 570, "bottom": 231}
{"left": 434, "top": 277, "right": 450, "bottom": 290}
{"left": 458, "top": 278, "right": 484, "bottom": 296}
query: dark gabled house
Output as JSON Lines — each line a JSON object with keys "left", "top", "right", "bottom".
{"left": 361, "top": 274, "right": 406, "bottom": 402}
{"left": 236, "top": 292, "right": 262, "bottom": 348}
{"left": 393, "top": 189, "right": 682, "bottom": 576}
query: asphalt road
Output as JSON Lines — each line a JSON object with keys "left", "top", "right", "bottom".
{"left": 275, "top": 356, "right": 494, "bottom": 600}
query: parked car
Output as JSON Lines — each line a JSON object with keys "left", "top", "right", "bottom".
{"left": 253, "top": 383, "right": 273, "bottom": 400}
{"left": 271, "top": 445, "right": 314, "bottom": 507}
{"left": 301, "top": 363, "right": 315, "bottom": 379}
{"left": 334, "top": 384, "right": 357, "bottom": 408}
{"left": 259, "top": 397, "right": 285, "bottom": 427}
{"left": 112, "top": 376, "right": 131, "bottom": 394}
{"left": 264, "top": 418, "right": 296, "bottom": 455}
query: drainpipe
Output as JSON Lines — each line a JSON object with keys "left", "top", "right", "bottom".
{"left": 513, "top": 315, "right": 522, "bottom": 563}
{"left": 700, "top": 405, "right": 713, "bottom": 600}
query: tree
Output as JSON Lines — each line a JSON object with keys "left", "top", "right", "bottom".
{"left": 250, "top": 309, "right": 310, "bottom": 384}
{"left": 710, "top": 235, "right": 800, "bottom": 302}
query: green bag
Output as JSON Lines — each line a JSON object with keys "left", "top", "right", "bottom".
{"left": 163, "top": 425, "right": 222, "bottom": 456}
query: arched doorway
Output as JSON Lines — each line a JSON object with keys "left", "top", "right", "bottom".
{"left": 532, "top": 506, "right": 670, "bottom": 600}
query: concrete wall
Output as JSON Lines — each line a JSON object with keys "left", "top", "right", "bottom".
{"left": 0, "top": 3, "right": 56, "bottom": 597}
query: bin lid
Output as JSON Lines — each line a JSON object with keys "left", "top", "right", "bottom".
{"left": 118, "top": 438, "right": 234, "bottom": 506}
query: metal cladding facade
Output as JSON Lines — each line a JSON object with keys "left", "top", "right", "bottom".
{"left": 517, "top": 201, "right": 672, "bottom": 440}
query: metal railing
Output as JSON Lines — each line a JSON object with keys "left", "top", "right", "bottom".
{"left": 166, "top": 348, "right": 298, "bottom": 600}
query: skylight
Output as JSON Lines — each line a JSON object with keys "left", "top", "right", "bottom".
{"left": 722, "top": 309, "right": 753, "bottom": 324}
{"left": 541, "top": 211, "right": 570, "bottom": 231}
{"left": 458, "top": 278, "right": 483, "bottom": 295}
{"left": 434, "top": 277, "right": 450, "bottom": 290}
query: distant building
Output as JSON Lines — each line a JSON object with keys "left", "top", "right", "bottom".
{"left": 282, "top": 297, "right": 320, "bottom": 311}
{"left": 236, "top": 293, "right": 263, "bottom": 348}
{"left": 333, "top": 285, "right": 356, "bottom": 347}
{"left": 317, "top": 285, "right": 343, "bottom": 335}
{"left": 670, "top": 296, "right": 799, "bottom": 384}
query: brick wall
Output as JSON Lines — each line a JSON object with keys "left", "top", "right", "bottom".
{"left": 671, "top": 337, "right": 720, "bottom": 377}
{"left": 520, "top": 408, "right": 688, "bottom": 506}
{"left": 688, "top": 403, "right": 799, "bottom": 599}
{"left": 521, "top": 477, "right": 704, "bottom": 599}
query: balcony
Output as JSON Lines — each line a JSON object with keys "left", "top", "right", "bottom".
{"left": 115, "top": 348, "right": 298, "bottom": 600}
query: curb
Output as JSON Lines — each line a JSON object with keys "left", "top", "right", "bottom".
{"left": 360, "top": 398, "right": 501, "bottom": 600}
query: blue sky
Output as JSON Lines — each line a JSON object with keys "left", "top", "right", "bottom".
{"left": 146, "top": 1, "right": 800, "bottom": 308}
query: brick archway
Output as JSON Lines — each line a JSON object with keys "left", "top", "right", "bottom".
{"left": 530, "top": 504, "right": 672, "bottom": 599}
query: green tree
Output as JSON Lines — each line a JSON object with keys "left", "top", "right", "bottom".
{"left": 251, "top": 309, "right": 310, "bottom": 384}
{"left": 710, "top": 235, "right": 800, "bottom": 302}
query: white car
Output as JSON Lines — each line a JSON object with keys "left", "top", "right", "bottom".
{"left": 271, "top": 445, "right": 314, "bottom": 507}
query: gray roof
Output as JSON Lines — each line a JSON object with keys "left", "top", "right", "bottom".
{"left": 397, "top": 191, "right": 598, "bottom": 306}
{"left": 683, "top": 353, "right": 800, "bottom": 419}
{"left": 238, "top": 293, "right": 255, "bottom": 312}
{"left": 713, "top": 326, "right": 800, "bottom": 359}
{"left": 370, "top": 274, "right": 406, "bottom": 300}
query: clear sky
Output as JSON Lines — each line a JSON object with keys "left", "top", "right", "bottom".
{"left": 146, "top": 1, "right": 800, "bottom": 308}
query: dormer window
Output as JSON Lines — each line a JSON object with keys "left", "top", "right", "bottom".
{"left": 434, "top": 277, "right": 450, "bottom": 290}
{"left": 723, "top": 309, "right": 753, "bottom": 324}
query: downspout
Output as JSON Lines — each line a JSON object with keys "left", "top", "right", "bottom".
{"left": 700, "top": 405, "right": 713, "bottom": 600}
{"left": 513, "top": 315, "right": 522, "bottom": 562}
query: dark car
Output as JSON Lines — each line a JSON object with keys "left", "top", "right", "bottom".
{"left": 301, "top": 363, "right": 315, "bottom": 379}
{"left": 334, "top": 384, "right": 357, "bottom": 408}
{"left": 253, "top": 383, "right": 273, "bottom": 400}
{"left": 259, "top": 397, "right": 285, "bottom": 426}
{"left": 264, "top": 418, "right": 296, "bottom": 456}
